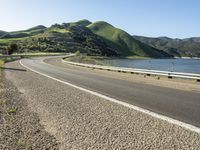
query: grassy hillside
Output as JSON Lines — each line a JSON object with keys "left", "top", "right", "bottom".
{"left": 0, "top": 20, "right": 117, "bottom": 56}
{"left": 87, "top": 21, "right": 171, "bottom": 57}
{"left": 0, "top": 20, "right": 172, "bottom": 57}
{"left": 133, "top": 36, "right": 200, "bottom": 57}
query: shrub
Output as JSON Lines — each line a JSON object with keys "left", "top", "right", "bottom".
{"left": 75, "top": 50, "right": 80, "bottom": 56}
{"left": 4, "top": 43, "right": 19, "bottom": 55}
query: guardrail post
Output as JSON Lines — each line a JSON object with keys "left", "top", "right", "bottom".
{"left": 62, "top": 57, "right": 200, "bottom": 82}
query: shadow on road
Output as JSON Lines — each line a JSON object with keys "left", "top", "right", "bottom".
{"left": 0, "top": 67, "right": 27, "bottom": 72}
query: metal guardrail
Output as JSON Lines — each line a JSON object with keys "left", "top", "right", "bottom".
{"left": 62, "top": 58, "right": 200, "bottom": 82}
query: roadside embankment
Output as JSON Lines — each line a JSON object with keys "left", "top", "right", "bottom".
{"left": 64, "top": 54, "right": 151, "bottom": 65}
{"left": 0, "top": 52, "right": 67, "bottom": 61}
{"left": 0, "top": 61, "right": 59, "bottom": 149}
{"left": 64, "top": 55, "right": 109, "bottom": 65}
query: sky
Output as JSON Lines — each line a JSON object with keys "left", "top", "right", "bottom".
{"left": 0, "top": 0, "right": 200, "bottom": 38}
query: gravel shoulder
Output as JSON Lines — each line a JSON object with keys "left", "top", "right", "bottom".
{"left": 4, "top": 59, "right": 200, "bottom": 149}
{"left": 0, "top": 71, "right": 59, "bottom": 149}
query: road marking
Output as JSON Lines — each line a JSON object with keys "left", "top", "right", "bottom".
{"left": 20, "top": 59, "right": 200, "bottom": 134}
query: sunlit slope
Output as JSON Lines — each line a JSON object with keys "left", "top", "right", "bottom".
{"left": 88, "top": 21, "right": 171, "bottom": 57}
{"left": 0, "top": 20, "right": 171, "bottom": 57}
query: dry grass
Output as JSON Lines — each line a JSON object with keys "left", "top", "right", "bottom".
{"left": 0, "top": 59, "right": 4, "bottom": 80}
{"left": 0, "top": 60, "right": 4, "bottom": 67}
{"left": 65, "top": 55, "right": 109, "bottom": 65}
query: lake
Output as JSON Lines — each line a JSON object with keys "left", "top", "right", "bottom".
{"left": 103, "top": 58, "right": 200, "bottom": 74}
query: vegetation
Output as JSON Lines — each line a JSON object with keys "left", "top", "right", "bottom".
{"left": 65, "top": 55, "right": 107, "bottom": 65}
{"left": 126, "top": 55, "right": 150, "bottom": 59}
{"left": 7, "top": 108, "right": 17, "bottom": 114}
{"left": 6, "top": 43, "right": 18, "bottom": 55}
{"left": 0, "top": 99, "right": 6, "bottom": 105}
{"left": 88, "top": 21, "right": 171, "bottom": 58}
{"left": 0, "top": 60, "right": 4, "bottom": 76}
{"left": 0, "top": 59, "right": 4, "bottom": 100}
{"left": 12, "top": 52, "right": 65, "bottom": 56}
{"left": 0, "top": 30, "right": 8, "bottom": 38}
{"left": 62, "top": 19, "right": 92, "bottom": 27}
{"left": 0, "top": 57, "right": 19, "bottom": 63}
{"left": 3, "top": 19, "right": 196, "bottom": 58}
{"left": 75, "top": 50, "right": 80, "bottom": 56}
{"left": 0, "top": 20, "right": 118, "bottom": 56}
{"left": 133, "top": 36, "right": 200, "bottom": 57}
{"left": 0, "top": 60, "right": 4, "bottom": 67}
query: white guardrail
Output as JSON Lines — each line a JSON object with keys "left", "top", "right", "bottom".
{"left": 62, "top": 58, "right": 200, "bottom": 82}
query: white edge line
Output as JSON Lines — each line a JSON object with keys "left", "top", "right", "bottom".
{"left": 19, "top": 59, "right": 200, "bottom": 134}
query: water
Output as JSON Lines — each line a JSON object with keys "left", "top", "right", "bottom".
{"left": 103, "top": 58, "right": 200, "bottom": 74}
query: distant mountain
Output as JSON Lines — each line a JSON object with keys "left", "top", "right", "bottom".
{"left": 88, "top": 21, "right": 170, "bottom": 57}
{"left": 26, "top": 25, "right": 47, "bottom": 31}
{"left": 1, "top": 25, "right": 47, "bottom": 39}
{"left": 0, "top": 30, "right": 8, "bottom": 38}
{"left": 133, "top": 36, "right": 200, "bottom": 57}
{"left": 11, "top": 25, "right": 47, "bottom": 34}
{"left": 68, "top": 19, "right": 92, "bottom": 27}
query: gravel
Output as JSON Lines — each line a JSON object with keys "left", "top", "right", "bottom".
{"left": 4, "top": 60, "right": 200, "bottom": 150}
{"left": 0, "top": 74, "right": 59, "bottom": 149}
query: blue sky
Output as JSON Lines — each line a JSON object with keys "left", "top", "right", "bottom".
{"left": 0, "top": 0, "right": 199, "bottom": 38}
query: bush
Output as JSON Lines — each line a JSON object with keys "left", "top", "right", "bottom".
{"left": 75, "top": 50, "right": 80, "bottom": 56}
{"left": 5, "top": 43, "right": 18, "bottom": 55}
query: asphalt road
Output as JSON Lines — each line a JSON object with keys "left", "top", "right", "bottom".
{"left": 21, "top": 56, "right": 200, "bottom": 128}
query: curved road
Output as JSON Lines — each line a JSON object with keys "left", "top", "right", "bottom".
{"left": 20, "top": 56, "right": 200, "bottom": 128}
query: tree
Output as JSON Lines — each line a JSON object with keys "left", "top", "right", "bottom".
{"left": 7, "top": 43, "right": 18, "bottom": 55}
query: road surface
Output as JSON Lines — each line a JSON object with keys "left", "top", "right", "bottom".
{"left": 21, "top": 56, "right": 200, "bottom": 127}
{"left": 4, "top": 56, "right": 200, "bottom": 149}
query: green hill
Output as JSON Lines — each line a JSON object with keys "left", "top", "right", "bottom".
{"left": 0, "top": 20, "right": 171, "bottom": 57}
{"left": 0, "top": 20, "right": 117, "bottom": 56}
{"left": 87, "top": 21, "right": 170, "bottom": 57}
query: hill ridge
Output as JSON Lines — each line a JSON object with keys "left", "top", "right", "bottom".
{"left": 1, "top": 19, "right": 191, "bottom": 57}
{"left": 88, "top": 21, "right": 170, "bottom": 57}
{"left": 133, "top": 35, "right": 200, "bottom": 57}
